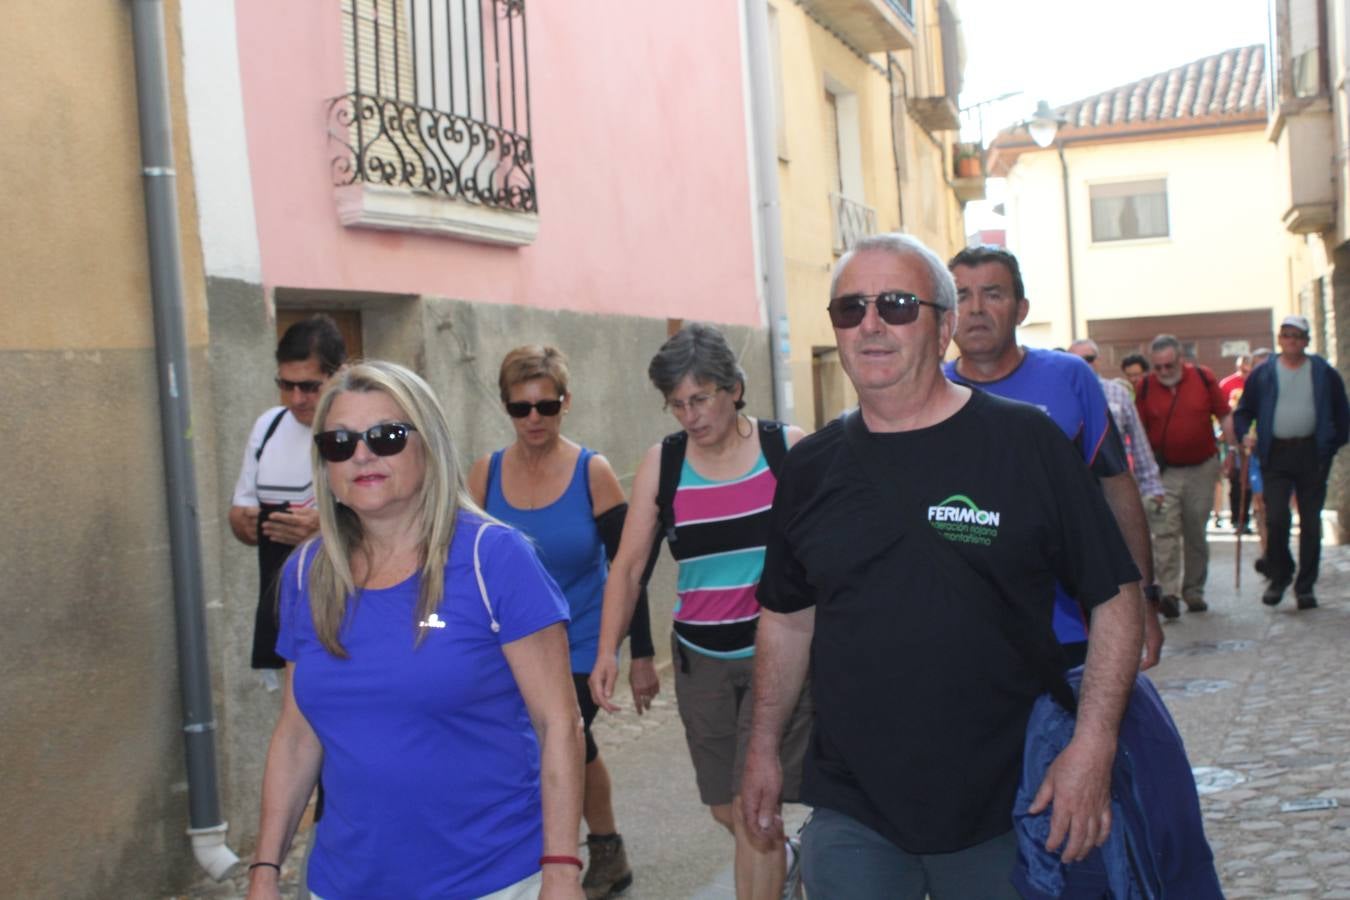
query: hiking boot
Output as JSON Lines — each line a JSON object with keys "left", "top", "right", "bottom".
{"left": 1296, "top": 592, "right": 1318, "bottom": 610}
{"left": 1184, "top": 597, "right": 1209, "bottom": 613}
{"left": 1157, "top": 594, "right": 1182, "bottom": 619}
{"left": 1262, "top": 581, "right": 1289, "bottom": 607}
{"left": 583, "top": 834, "right": 632, "bottom": 899}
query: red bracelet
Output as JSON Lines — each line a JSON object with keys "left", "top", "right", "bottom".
{"left": 540, "top": 854, "right": 584, "bottom": 869}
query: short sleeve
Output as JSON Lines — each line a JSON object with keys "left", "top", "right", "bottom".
{"left": 1037, "top": 423, "right": 1140, "bottom": 612}
{"left": 758, "top": 451, "right": 815, "bottom": 614}
{"left": 274, "top": 539, "right": 318, "bottom": 661}
{"left": 1070, "top": 362, "right": 1126, "bottom": 477}
{"left": 231, "top": 407, "right": 283, "bottom": 507}
{"left": 1203, "top": 368, "right": 1230, "bottom": 419}
{"left": 475, "top": 525, "right": 570, "bottom": 643}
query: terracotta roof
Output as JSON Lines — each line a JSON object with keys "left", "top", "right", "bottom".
{"left": 986, "top": 45, "right": 1267, "bottom": 175}
{"left": 1059, "top": 44, "right": 1266, "bottom": 130}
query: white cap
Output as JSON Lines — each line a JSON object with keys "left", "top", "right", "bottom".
{"left": 1280, "top": 314, "right": 1311, "bottom": 335}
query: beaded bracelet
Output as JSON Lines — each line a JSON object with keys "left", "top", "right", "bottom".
{"left": 539, "top": 855, "right": 584, "bottom": 869}
{"left": 248, "top": 862, "right": 282, "bottom": 873}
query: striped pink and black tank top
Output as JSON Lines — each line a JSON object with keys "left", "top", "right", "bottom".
{"left": 669, "top": 452, "right": 777, "bottom": 659}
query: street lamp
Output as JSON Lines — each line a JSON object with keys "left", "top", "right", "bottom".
{"left": 1026, "top": 100, "right": 1077, "bottom": 342}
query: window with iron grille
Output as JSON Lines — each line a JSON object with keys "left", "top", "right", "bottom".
{"left": 1089, "top": 179, "right": 1169, "bottom": 243}
{"left": 328, "top": 0, "right": 536, "bottom": 241}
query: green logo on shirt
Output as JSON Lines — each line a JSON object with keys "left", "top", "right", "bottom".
{"left": 927, "top": 494, "right": 1001, "bottom": 546}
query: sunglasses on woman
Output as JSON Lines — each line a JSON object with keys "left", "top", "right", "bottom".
{"left": 505, "top": 398, "right": 564, "bottom": 418}
{"left": 314, "top": 422, "right": 417, "bottom": 462}
{"left": 826, "top": 291, "right": 943, "bottom": 329}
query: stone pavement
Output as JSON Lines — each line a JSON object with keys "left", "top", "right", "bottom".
{"left": 175, "top": 537, "right": 1350, "bottom": 899}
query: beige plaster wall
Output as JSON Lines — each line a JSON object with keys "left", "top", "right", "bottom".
{"left": 772, "top": 1, "right": 965, "bottom": 427}
{"left": 1004, "top": 127, "right": 1292, "bottom": 345}
{"left": 0, "top": 1, "right": 219, "bottom": 896}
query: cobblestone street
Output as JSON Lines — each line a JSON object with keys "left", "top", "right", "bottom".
{"left": 176, "top": 538, "right": 1350, "bottom": 899}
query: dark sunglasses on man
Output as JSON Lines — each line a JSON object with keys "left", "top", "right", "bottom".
{"left": 505, "top": 398, "right": 565, "bottom": 418}
{"left": 827, "top": 291, "right": 943, "bottom": 329}
{"left": 275, "top": 377, "right": 324, "bottom": 394}
{"left": 314, "top": 422, "right": 417, "bottom": 462}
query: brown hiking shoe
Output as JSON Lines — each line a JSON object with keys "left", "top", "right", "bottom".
{"left": 583, "top": 833, "right": 632, "bottom": 899}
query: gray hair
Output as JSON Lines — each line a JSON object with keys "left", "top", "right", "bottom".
{"left": 308, "top": 360, "right": 487, "bottom": 657}
{"left": 1150, "top": 334, "right": 1183, "bottom": 355}
{"left": 1069, "top": 339, "right": 1099, "bottom": 356}
{"left": 648, "top": 323, "right": 747, "bottom": 408}
{"left": 830, "top": 233, "right": 957, "bottom": 311}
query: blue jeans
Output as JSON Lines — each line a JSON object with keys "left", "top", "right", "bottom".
{"left": 801, "top": 807, "right": 1020, "bottom": 900}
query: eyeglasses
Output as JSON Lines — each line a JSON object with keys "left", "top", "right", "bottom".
{"left": 314, "top": 422, "right": 417, "bottom": 462}
{"left": 1081, "top": 355, "right": 1098, "bottom": 364}
{"left": 664, "top": 389, "right": 722, "bottom": 415}
{"left": 276, "top": 377, "right": 324, "bottom": 394}
{"left": 827, "top": 292, "right": 944, "bottom": 329}
{"left": 505, "top": 398, "right": 565, "bottom": 418}
{"left": 1279, "top": 330, "right": 1308, "bottom": 340}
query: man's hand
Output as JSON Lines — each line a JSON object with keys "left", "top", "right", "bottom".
{"left": 1243, "top": 433, "right": 1257, "bottom": 451}
{"left": 739, "top": 743, "right": 785, "bottom": 852}
{"left": 1141, "top": 608, "right": 1164, "bottom": 670}
{"left": 261, "top": 508, "right": 320, "bottom": 546}
{"left": 589, "top": 654, "right": 621, "bottom": 713}
{"left": 1027, "top": 736, "right": 1115, "bottom": 863}
{"left": 628, "top": 657, "right": 659, "bottom": 714}
{"left": 229, "top": 506, "right": 261, "bottom": 546}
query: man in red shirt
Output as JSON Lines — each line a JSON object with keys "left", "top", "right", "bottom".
{"left": 1218, "top": 355, "right": 1253, "bottom": 533}
{"left": 1136, "top": 334, "right": 1236, "bottom": 615}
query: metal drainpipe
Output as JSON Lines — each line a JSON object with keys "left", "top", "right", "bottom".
{"left": 1057, "top": 138, "right": 1079, "bottom": 341}
{"left": 743, "top": 0, "right": 794, "bottom": 423}
{"left": 128, "top": 0, "right": 239, "bottom": 879}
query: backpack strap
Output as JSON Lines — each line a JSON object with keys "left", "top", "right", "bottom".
{"left": 255, "top": 408, "right": 289, "bottom": 462}
{"left": 639, "top": 431, "right": 689, "bottom": 586}
{"left": 757, "top": 419, "right": 789, "bottom": 476}
{"left": 472, "top": 523, "right": 502, "bottom": 634}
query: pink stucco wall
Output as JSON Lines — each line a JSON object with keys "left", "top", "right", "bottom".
{"left": 234, "top": 1, "right": 760, "bottom": 325}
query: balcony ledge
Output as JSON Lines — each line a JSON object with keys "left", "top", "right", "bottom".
{"left": 1282, "top": 202, "right": 1334, "bottom": 235}
{"left": 335, "top": 184, "right": 539, "bottom": 246}
{"left": 909, "top": 96, "right": 961, "bottom": 133}
{"left": 952, "top": 175, "right": 986, "bottom": 204}
{"left": 798, "top": 0, "right": 916, "bottom": 52}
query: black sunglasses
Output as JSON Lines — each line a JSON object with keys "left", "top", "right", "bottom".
{"left": 505, "top": 397, "right": 565, "bottom": 418}
{"left": 827, "top": 292, "right": 944, "bottom": 328}
{"left": 276, "top": 377, "right": 324, "bottom": 394}
{"left": 1082, "top": 354, "right": 1098, "bottom": 364}
{"left": 314, "top": 422, "right": 418, "bottom": 462}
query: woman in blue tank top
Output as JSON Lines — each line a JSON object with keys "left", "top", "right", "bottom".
{"left": 469, "top": 345, "right": 654, "bottom": 900}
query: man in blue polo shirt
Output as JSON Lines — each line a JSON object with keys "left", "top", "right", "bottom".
{"left": 945, "top": 246, "right": 1163, "bottom": 667}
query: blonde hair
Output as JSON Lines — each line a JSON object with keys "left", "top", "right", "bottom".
{"left": 306, "top": 360, "right": 486, "bottom": 656}
{"left": 498, "top": 344, "right": 570, "bottom": 402}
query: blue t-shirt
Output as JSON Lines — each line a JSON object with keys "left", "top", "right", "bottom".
{"left": 277, "top": 514, "right": 569, "bottom": 900}
{"left": 945, "top": 348, "right": 1123, "bottom": 645}
{"left": 485, "top": 447, "right": 607, "bottom": 673}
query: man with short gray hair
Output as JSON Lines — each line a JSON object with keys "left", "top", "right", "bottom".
{"left": 1135, "top": 335, "right": 1235, "bottom": 615}
{"left": 1233, "top": 315, "right": 1349, "bottom": 608}
{"left": 742, "top": 233, "right": 1142, "bottom": 899}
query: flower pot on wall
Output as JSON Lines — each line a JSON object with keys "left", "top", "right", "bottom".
{"left": 956, "top": 155, "right": 981, "bottom": 178}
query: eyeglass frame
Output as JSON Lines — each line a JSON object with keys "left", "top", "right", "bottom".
{"left": 504, "top": 397, "right": 566, "bottom": 418}
{"left": 826, "top": 291, "right": 945, "bottom": 329}
{"left": 275, "top": 376, "right": 325, "bottom": 394}
{"left": 313, "top": 421, "right": 418, "bottom": 463}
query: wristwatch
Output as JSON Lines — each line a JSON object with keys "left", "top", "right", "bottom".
{"left": 1143, "top": 583, "right": 1163, "bottom": 605}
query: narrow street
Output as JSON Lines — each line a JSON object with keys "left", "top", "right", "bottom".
{"left": 178, "top": 536, "right": 1350, "bottom": 899}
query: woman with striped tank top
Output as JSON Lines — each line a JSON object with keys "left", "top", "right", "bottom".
{"left": 590, "top": 324, "right": 814, "bottom": 900}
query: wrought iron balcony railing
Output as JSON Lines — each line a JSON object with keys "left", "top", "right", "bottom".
{"left": 328, "top": 0, "right": 536, "bottom": 214}
{"left": 830, "top": 193, "right": 878, "bottom": 254}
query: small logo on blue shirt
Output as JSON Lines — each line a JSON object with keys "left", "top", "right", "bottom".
{"left": 419, "top": 613, "right": 447, "bottom": 630}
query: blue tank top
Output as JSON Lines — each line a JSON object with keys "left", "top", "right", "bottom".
{"left": 486, "top": 447, "right": 607, "bottom": 673}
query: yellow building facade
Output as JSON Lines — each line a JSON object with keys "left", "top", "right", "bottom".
{"left": 767, "top": 0, "right": 971, "bottom": 428}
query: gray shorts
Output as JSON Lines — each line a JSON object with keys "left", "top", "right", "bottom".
{"left": 671, "top": 632, "right": 814, "bottom": 807}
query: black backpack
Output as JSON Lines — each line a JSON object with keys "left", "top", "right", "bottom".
{"left": 639, "top": 419, "right": 789, "bottom": 585}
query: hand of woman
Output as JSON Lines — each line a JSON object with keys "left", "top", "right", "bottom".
{"left": 628, "top": 657, "right": 660, "bottom": 714}
{"left": 589, "top": 654, "right": 620, "bottom": 713}
{"left": 244, "top": 867, "right": 283, "bottom": 900}
{"left": 540, "top": 864, "right": 585, "bottom": 899}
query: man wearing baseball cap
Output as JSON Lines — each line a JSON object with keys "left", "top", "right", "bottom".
{"left": 1233, "top": 315, "right": 1349, "bottom": 608}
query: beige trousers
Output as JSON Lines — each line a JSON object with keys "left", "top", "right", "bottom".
{"left": 1147, "top": 454, "right": 1220, "bottom": 602}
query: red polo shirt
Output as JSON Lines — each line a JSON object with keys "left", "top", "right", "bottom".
{"left": 1136, "top": 365, "right": 1229, "bottom": 467}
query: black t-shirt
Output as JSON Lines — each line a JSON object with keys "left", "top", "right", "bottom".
{"left": 758, "top": 390, "right": 1139, "bottom": 854}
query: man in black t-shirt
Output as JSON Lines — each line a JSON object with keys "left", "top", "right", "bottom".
{"left": 741, "top": 234, "right": 1143, "bottom": 899}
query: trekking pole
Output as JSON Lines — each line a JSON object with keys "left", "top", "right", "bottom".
{"left": 1235, "top": 447, "right": 1250, "bottom": 589}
